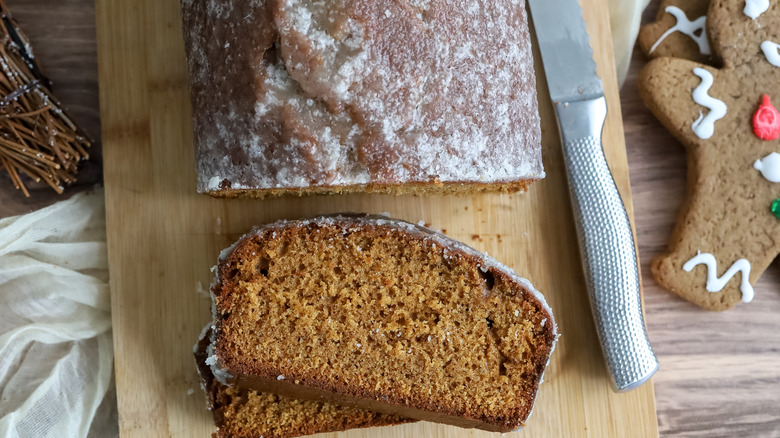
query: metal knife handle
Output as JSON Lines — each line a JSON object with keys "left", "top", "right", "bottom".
{"left": 554, "top": 97, "right": 659, "bottom": 392}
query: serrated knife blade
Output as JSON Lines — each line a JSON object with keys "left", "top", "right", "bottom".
{"left": 528, "top": 0, "right": 602, "bottom": 103}
{"left": 527, "top": 0, "right": 659, "bottom": 391}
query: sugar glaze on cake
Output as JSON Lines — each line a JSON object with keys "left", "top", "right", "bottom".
{"left": 182, "top": 0, "right": 544, "bottom": 196}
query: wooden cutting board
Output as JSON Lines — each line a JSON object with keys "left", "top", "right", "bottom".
{"left": 96, "top": 0, "right": 659, "bottom": 436}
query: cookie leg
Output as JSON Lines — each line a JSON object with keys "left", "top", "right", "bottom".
{"left": 652, "top": 172, "right": 778, "bottom": 310}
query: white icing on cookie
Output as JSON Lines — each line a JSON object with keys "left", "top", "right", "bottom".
{"left": 649, "top": 6, "right": 710, "bottom": 55}
{"left": 744, "top": 0, "right": 769, "bottom": 19}
{"left": 691, "top": 68, "right": 727, "bottom": 140}
{"left": 754, "top": 152, "right": 780, "bottom": 182}
{"left": 683, "top": 253, "right": 754, "bottom": 303}
{"left": 761, "top": 41, "right": 780, "bottom": 67}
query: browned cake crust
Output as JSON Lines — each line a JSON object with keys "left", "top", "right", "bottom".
{"left": 195, "top": 329, "right": 410, "bottom": 438}
{"left": 207, "top": 215, "right": 557, "bottom": 432}
{"left": 181, "top": 0, "right": 544, "bottom": 197}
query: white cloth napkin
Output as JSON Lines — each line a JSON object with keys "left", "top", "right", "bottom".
{"left": 0, "top": 3, "right": 646, "bottom": 436}
{"left": 0, "top": 187, "right": 116, "bottom": 438}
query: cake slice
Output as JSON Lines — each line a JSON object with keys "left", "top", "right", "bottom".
{"left": 195, "top": 328, "right": 410, "bottom": 438}
{"left": 181, "top": 0, "right": 544, "bottom": 197}
{"left": 205, "top": 215, "right": 557, "bottom": 432}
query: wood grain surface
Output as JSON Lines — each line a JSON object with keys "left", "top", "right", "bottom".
{"left": 96, "top": 0, "right": 658, "bottom": 437}
{"left": 0, "top": 0, "right": 777, "bottom": 437}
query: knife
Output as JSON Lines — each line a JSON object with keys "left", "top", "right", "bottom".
{"left": 527, "top": 0, "right": 659, "bottom": 391}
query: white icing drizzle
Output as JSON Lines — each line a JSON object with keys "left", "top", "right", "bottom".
{"left": 761, "top": 41, "right": 780, "bottom": 67}
{"left": 691, "top": 68, "right": 727, "bottom": 140}
{"left": 754, "top": 152, "right": 780, "bottom": 182}
{"left": 744, "top": 0, "right": 770, "bottom": 19}
{"left": 650, "top": 7, "right": 710, "bottom": 55}
{"left": 683, "top": 253, "right": 754, "bottom": 303}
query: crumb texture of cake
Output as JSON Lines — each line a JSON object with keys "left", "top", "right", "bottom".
{"left": 209, "top": 215, "right": 557, "bottom": 432}
{"left": 181, "top": 0, "right": 543, "bottom": 196}
{"left": 195, "top": 330, "right": 408, "bottom": 438}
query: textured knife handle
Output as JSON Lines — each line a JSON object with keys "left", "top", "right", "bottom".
{"left": 554, "top": 97, "right": 659, "bottom": 392}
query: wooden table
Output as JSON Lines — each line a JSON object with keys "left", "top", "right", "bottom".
{"left": 0, "top": 1, "right": 777, "bottom": 437}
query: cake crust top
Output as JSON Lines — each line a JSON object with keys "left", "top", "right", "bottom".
{"left": 182, "top": 0, "right": 543, "bottom": 193}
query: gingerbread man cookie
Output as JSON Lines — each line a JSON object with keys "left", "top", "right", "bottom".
{"left": 639, "top": 0, "right": 713, "bottom": 64}
{"left": 639, "top": 0, "right": 780, "bottom": 311}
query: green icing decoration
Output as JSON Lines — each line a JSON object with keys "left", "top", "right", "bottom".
{"left": 773, "top": 198, "right": 780, "bottom": 219}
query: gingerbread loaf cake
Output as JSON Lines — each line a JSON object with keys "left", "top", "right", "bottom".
{"left": 195, "top": 328, "right": 409, "bottom": 438}
{"left": 203, "top": 215, "right": 557, "bottom": 432}
{"left": 181, "top": 0, "right": 543, "bottom": 197}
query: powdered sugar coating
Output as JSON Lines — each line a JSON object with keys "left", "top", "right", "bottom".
{"left": 182, "top": 0, "right": 543, "bottom": 193}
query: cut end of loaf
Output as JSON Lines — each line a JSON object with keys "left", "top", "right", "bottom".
{"left": 209, "top": 215, "right": 557, "bottom": 432}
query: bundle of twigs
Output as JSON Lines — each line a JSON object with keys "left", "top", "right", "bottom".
{"left": 0, "top": 0, "right": 91, "bottom": 197}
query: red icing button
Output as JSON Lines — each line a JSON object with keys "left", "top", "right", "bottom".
{"left": 753, "top": 95, "right": 780, "bottom": 141}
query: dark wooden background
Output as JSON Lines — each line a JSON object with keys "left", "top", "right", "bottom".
{"left": 0, "top": 0, "right": 777, "bottom": 437}
{"left": 0, "top": 0, "right": 100, "bottom": 213}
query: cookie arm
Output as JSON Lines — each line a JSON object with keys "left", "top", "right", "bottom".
{"left": 639, "top": 58, "right": 726, "bottom": 153}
